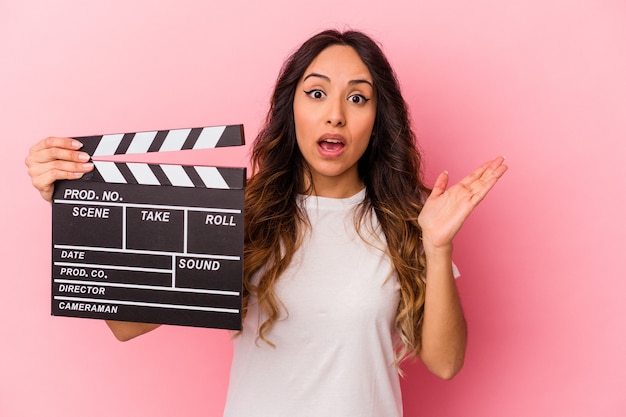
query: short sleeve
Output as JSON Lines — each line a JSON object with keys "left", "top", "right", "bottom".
{"left": 452, "top": 262, "right": 461, "bottom": 279}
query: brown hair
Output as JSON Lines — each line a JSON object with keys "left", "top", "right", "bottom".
{"left": 243, "top": 29, "right": 430, "bottom": 363}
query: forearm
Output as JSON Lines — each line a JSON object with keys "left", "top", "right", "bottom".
{"left": 105, "top": 320, "right": 161, "bottom": 342}
{"left": 415, "top": 157, "right": 507, "bottom": 378}
{"left": 419, "top": 246, "right": 467, "bottom": 379}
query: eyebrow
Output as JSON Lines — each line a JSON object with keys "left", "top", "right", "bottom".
{"left": 303, "top": 72, "right": 374, "bottom": 88}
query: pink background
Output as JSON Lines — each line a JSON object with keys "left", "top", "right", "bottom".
{"left": 2, "top": 1, "right": 625, "bottom": 416}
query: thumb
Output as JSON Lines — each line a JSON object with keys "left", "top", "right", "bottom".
{"left": 430, "top": 170, "right": 449, "bottom": 197}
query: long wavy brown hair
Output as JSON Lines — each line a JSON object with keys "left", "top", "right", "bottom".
{"left": 243, "top": 29, "right": 430, "bottom": 364}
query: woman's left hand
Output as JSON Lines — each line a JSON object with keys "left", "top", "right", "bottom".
{"left": 418, "top": 156, "right": 508, "bottom": 252}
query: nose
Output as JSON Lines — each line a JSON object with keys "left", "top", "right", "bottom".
{"left": 326, "top": 97, "right": 345, "bottom": 127}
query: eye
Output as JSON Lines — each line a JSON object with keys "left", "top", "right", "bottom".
{"left": 348, "top": 94, "right": 370, "bottom": 105}
{"left": 304, "top": 89, "right": 325, "bottom": 100}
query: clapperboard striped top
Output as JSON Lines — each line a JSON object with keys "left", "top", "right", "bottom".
{"left": 79, "top": 125, "right": 244, "bottom": 156}
{"left": 89, "top": 162, "right": 245, "bottom": 189}
{"left": 77, "top": 125, "right": 246, "bottom": 190}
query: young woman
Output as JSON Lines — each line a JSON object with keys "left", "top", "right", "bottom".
{"left": 26, "top": 29, "right": 507, "bottom": 416}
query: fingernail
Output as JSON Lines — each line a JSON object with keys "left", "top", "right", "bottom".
{"left": 71, "top": 140, "right": 83, "bottom": 149}
{"left": 82, "top": 162, "right": 94, "bottom": 169}
{"left": 78, "top": 153, "right": 90, "bottom": 162}
{"left": 72, "top": 172, "right": 84, "bottom": 178}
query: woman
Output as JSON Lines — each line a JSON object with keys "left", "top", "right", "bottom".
{"left": 26, "top": 29, "right": 507, "bottom": 416}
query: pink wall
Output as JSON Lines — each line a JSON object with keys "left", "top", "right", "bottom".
{"left": 2, "top": 1, "right": 625, "bottom": 416}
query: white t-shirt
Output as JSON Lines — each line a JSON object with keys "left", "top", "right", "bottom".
{"left": 224, "top": 189, "right": 404, "bottom": 417}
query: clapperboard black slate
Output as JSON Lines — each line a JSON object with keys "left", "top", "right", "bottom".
{"left": 51, "top": 125, "right": 246, "bottom": 330}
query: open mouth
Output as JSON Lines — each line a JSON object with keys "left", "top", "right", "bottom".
{"left": 318, "top": 138, "right": 345, "bottom": 152}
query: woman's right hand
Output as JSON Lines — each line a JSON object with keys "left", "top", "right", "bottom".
{"left": 25, "top": 137, "right": 94, "bottom": 202}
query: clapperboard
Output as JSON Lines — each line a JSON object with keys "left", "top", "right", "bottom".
{"left": 51, "top": 125, "right": 245, "bottom": 330}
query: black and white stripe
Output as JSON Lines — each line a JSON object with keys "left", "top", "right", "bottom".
{"left": 77, "top": 125, "right": 244, "bottom": 156}
{"left": 88, "top": 162, "right": 246, "bottom": 189}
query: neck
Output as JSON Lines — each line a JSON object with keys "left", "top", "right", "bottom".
{"left": 303, "top": 173, "right": 364, "bottom": 198}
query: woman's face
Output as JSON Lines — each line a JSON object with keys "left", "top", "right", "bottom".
{"left": 293, "top": 44, "right": 376, "bottom": 198}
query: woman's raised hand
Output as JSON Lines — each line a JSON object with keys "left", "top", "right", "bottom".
{"left": 25, "top": 137, "right": 94, "bottom": 202}
{"left": 418, "top": 156, "right": 508, "bottom": 253}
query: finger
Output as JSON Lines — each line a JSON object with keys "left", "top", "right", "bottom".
{"left": 459, "top": 161, "right": 492, "bottom": 187}
{"left": 490, "top": 158, "right": 508, "bottom": 179}
{"left": 26, "top": 137, "right": 89, "bottom": 168}
{"left": 28, "top": 159, "right": 94, "bottom": 181}
{"left": 29, "top": 137, "right": 82, "bottom": 154}
{"left": 28, "top": 161, "right": 93, "bottom": 198}
{"left": 476, "top": 158, "right": 508, "bottom": 191}
{"left": 481, "top": 156, "right": 507, "bottom": 179}
{"left": 429, "top": 170, "right": 449, "bottom": 197}
{"left": 27, "top": 146, "right": 91, "bottom": 166}
{"left": 29, "top": 163, "right": 93, "bottom": 201}
{"left": 33, "top": 166, "right": 89, "bottom": 186}
{"left": 460, "top": 156, "right": 507, "bottom": 188}
{"left": 468, "top": 161, "right": 508, "bottom": 204}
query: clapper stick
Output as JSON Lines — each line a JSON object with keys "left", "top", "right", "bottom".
{"left": 51, "top": 124, "right": 246, "bottom": 330}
